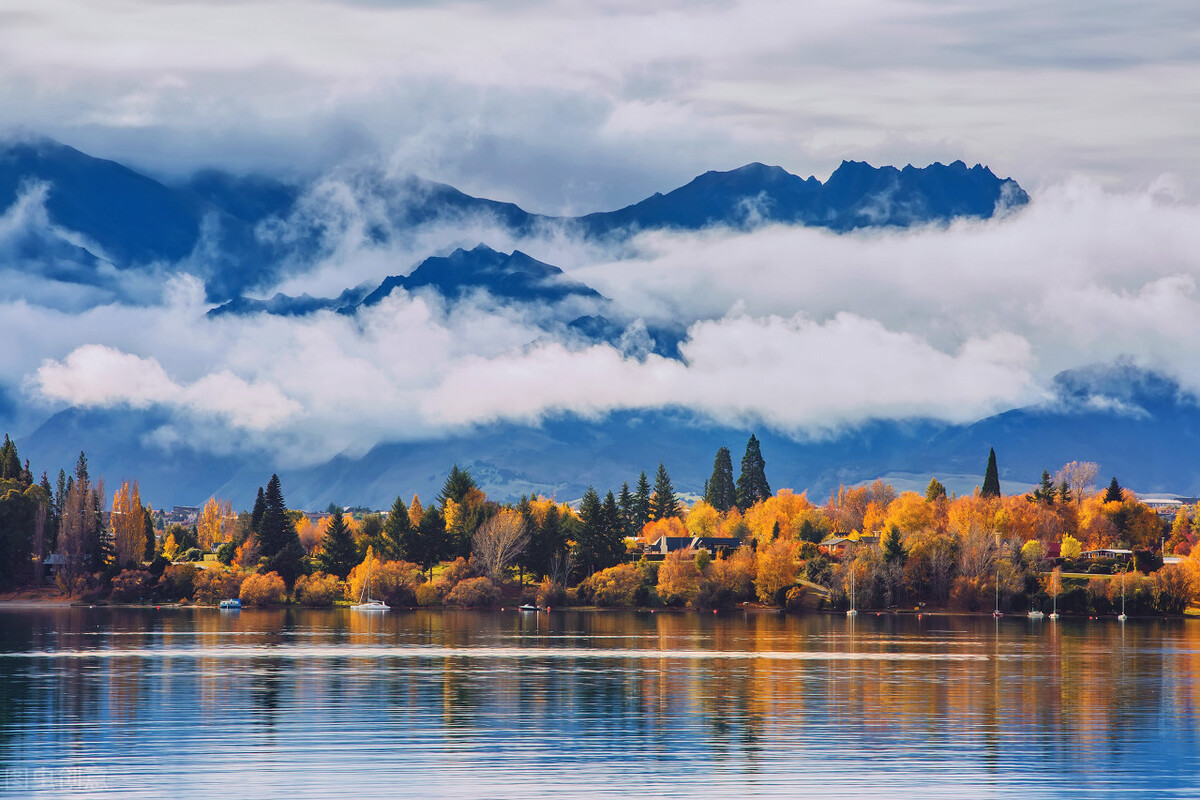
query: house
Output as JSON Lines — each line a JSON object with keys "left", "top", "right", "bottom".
{"left": 818, "top": 535, "right": 879, "bottom": 555}
{"left": 646, "top": 536, "right": 694, "bottom": 555}
{"left": 1081, "top": 548, "right": 1134, "bottom": 560}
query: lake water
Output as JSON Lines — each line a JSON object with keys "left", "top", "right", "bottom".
{"left": 1, "top": 607, "right": 1198, "bottom": 799}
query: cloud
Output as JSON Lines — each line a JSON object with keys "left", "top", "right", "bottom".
{"left": 2, "top": 0, "right": 1200, "bottom": 211}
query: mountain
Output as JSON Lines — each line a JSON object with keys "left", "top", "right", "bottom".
{"left": 0, "top": 137, "right": 1029, "bottom": 304}
{"left": 572, "top": 159, "right": 1026, "bottom": 235}
{"left": 17, "top": 365, "right": 1200, "bottom": 510}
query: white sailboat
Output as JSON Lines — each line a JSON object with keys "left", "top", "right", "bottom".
{"left": 1048, "top": 568, "right": 1060, "bottom": 620}
{"left": 846, "top": 566, "right": 857, "bottom": 617}
{"left": 352, "top": 555, "right": 389, "bottom": 611}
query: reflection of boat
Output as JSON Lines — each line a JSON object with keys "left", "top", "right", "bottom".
{"left": 993, "top": 569, "right": 1003, "bottom": 618}
{"left": 1049, "top": 568, "right": 1060, "bottom": 620}
{"left": 518, "top": 604, "right": 541, "bottom": 612}
{"left": 351, "top": 556, "right": 389, "bottom": 612}
{"left": 219, "top": 598, "right": 241, "bottom": 609}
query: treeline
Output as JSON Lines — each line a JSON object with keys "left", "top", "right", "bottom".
{"left": 3, "top": 432, "right": 1200, "bottom": 614}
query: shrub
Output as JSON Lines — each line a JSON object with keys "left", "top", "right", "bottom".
{"left": 159, "top": 563, "right": 198, "bottom": 601}
{"left": 216, "top": 542, "right": 236, "bottom": 566}
{"left": 240, "top": 571, "right": 286, "bottom": 606}
{"left": 535, "top": 578, "right": 565, "bottom": 608}
{"left": 784, "top": 586, "right": 809, "bottom": 612}
{"left": 441, "top": 557, "right": 480, "bottom": 586}
{"left": 109, "top": 569, "right": 153, "bottom": 602}
{"left": 415, "top": 582, "right": 447, "bottom": 607}
{"left": 444, "top": 576, "right": 500, "bottom": 608}
{"left": 580, "top": 564, "right": 642, "bottom": 607}
{"left": 294, "top": 572, "right": 340, "bottom": 607}
{"left": 182, "top": 548, "right": 203, "bottom": 563}
{"left": 192, "top": 567, "right": 246, "bottom": 604}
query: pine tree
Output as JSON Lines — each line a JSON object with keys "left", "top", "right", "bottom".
{"left": 258, "top": 474, "right": 304, "bottom": 587}
{"left": 1058, "top": 481, "right": 1072, "bottom": 505}
{"left": 381, "top": 495, "right": 411, "bottom": 561}
{"left": 0, "top": 435, "right": 20, "bottom": 482}
{"left": 438, "top": 465, "right": 478, "bottom": 508}
{"left": 250, "top": 487, "right": 266, "bottom": 533}
{"left": 735, "top": 435, "right": 771, "bottom": 510}
{"left": 1030, "top": 470, "right": 1055, "bottom": 505}
{"left": 574, "top": 487, "right": 626, "bottom": 576}
{"left": 316, "top": 507, "right": 357, "bottom": 579}
{"left": 649, "top": 463, "right": 680, "bottom": 521}
{"left": 632, "top": 472, "right": 651, "bottom": 530}
{"left": 416, "top": 505, "right": 447, "bottom": 571}
{"left": 1104, "top": 477, "right": 1123, "bottom": 504}
{"left": 704, "top": 447, "right": 737, "bottom": 512}
{"left": 882, "top": 525, "right": 907, "bottom": 565}
{"left": 925, "top": 477, "right": 947, "bottom": 502}
{"left": 617, "top": 482, "right": 635, "bottom": 533}
{"left": 980, "top": 448, "right": 1001, "bottom": 498}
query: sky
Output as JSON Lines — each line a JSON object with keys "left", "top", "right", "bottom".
{"left": 3, "top": 0, "right": 1200, "bottom": 476}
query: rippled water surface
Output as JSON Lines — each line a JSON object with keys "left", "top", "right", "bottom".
{"left": 1, "top": 607, "right": 1198, "bottom": 798}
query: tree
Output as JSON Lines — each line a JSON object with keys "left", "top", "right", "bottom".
{"left": 197, "top": 497, "right": 227, "bottom": 551}
{"left": 1061, "top": 533, "right": 1083, "bottom": 560}
{"left": 925, "top": 477, "right": 947, "bottom": 502}
{"left": 1104, "top": 477, "right": 1124, "bottom": 504}
{"left": 755, "top": 538, "right": 798, "bottom": 604}
{"left": 1029, "top": 470, "right": 1056, "bottom": 505}
{"left": 736, "top": 435, "right": 771, "bottom": 510}
{"left": 882, "top": 525, "right": 907, "bottom": 565}
{"left": 1053, "top": 461, "right": 1098, "bottom": 505}
{"left": 704, "top": 447, "right": 737, "bottom": 512}
{"left": 250, "top": 487, "right": 266, "bottom": 533}
{"left": 142, "top": 506, "right": 156, "bottom": 562}
{"left": 438, "top": 465, "right": 478, "bottom": 508}
{"left": 981, "top": 448, "right": 1001, "bottom": 498}
{"left": 110, "top": 480, "right": 145, "bottom": 567}
{"left": 632, "top": 472, "right": 651, "bottom": 530}
{"left": 0, "top": 435, "right": 20, "bottom": 482}
{"left": 657, "top": 549, "right": 702, "bottom": 606}
{"left": 574, "top": 487, "right": 626, "bottom": 576}
{"left": 649, "top": 463, "right": 680, "bottom": 521}
{"left": 257, "top": 474, "right": 304, "bottom": 587}
{"left": 380, "top": 496, "right": 411, "bottom": 561}
{"left": 617, "top": 482, "right": 635, "bottom": 534}
{"left": 415, "top": 505, "right": 447, "bottom": 572}
{"left": 316, "top": 507, "right": 357, "bottom": 579}
{"left": 472, "top": 509, "right": 529, "bottom": 582}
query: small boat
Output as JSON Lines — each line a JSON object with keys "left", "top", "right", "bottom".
{"left": 219, "top": 598, "right": 241, "bottom": 609}
{"left": 1028, "top": 609, "right": 1045, "bottom": 620}
{"left": 1117, "top": 566, "right": 1127, "bottom": 622}
{"left": 518, "top": 604, "right": 541, "bottom": 612}
{"left": 352, "top": 555, "right": 389, "bottom": 612}
{"left": 846, "top": 566, "right": 857, "bottom": 617}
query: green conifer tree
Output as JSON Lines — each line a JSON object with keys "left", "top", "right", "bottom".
{"left": 735, "top": 434, "right": 771, "bottom": 510}
{"left": 258, "top": 474, "right": 305, "bottom": 587}
{"left": 704, "top": 447, "right": 737, "bottom": 512}
{"left": 632, "top": 472, "right": 651, "bottom": 530}
{"left": 381, "top": 495, "right": 411, "bottom": 561}
{"left": 981, "top": 448, "right": 1001, "bottom": 498}
{"left": 649, "top": 463, "right": 680, "bottom": 521}
{"left": 925, "top": 477, "right": 947, "bottom": 502}
{"left": 316, "top": 507, "right": 357, "bottom": 579}
{"left": 1104, "top": 477, "right": 1123, "bottom": 504}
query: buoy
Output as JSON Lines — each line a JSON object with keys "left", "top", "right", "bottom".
{"left": 713, "top": 609, "right": 718, "bottom": 615}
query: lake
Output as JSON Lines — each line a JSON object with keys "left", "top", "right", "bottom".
{"left": 0, "top": 607, "right": 1197, "bottom": 799}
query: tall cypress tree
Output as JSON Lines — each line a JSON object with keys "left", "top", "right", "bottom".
{"left": 704, "top": 447, "right": 737, "bottom": 512}
{"left": 617, "top": 482, "right": 635, "bottom": 534}
{"left": 142, "top": 506, "right": 156, "bottom": 561}
{"left": 316, "top": 507, "right": 357, "bottom": 579}
{"left": 735, "top": 434, "right": 770, "bottom": 510}
{"left": 981, "top": 448, "right": 1001, "bottom": 498}
{"left": 632, "top": 472, "right": 651, "bottom": 530}
{"left": 649, "top": 463, "right": 680, "bottom": 521}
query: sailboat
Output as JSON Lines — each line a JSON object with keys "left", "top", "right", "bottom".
{"left": 1117, "top": 565, "right": 1127, "bottom": 622}
{"left": 846, "top": 566, "right": 857, "bottom": 617}
{"left": 1048, "top": 568, "right": 1060, "bottom": 620}
{"left": 992, "top": 569, "right": 1003, "bottom": 618}
{"left": 352, "top": 556, "right": 389, "bottom": 611}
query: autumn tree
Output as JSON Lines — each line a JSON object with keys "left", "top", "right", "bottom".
{"left": 316, "top": 507, "right": 357, "bottom": 579}
{"left": 981, "top": 448, "right": 1001, "bottom": 498}
{"left": 657, "top": 549, "right": 702, "bottom": 606}
{"left": 754, "top": 537, "right": 798, "bottom": 604}
{"left": 736, "top": 434, "right": 771, "bottom": 510}
{"left": 110, "top": 480, "right": 145, "bottom": 567}
{"left": 704, "top": 447, "right": 737, "bottom": 512}
{"left": 649, "top": 463, "right": 680, "bottom": 521}
{"left": 1054, "top": 461, "right": 1098, "bottom": 505}
{"left": 472, "top": 509, "right": 529, "bottom": 582}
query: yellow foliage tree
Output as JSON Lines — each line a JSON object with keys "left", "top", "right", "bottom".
{"left": 884, "top": 492, "right": 935, "bottom": 535}
{"left": 1060, "top": 533, "right": 1082, "bottom": 559}
{"left": 657, "top": 549, "right": 702, "bottom": 606}
{"left": 685, "top": 501, "right": 721, "bottom": 538}
{"left": 408, "top": 494, "right": 423, "bottom": 528}
{"left": 641, "top": 516, "right": 688, "bottom": 543}
{"left": 110, "top": 480, "right": 144, "bottom": 566}
{"left": 755, "top": 537, "right": 798, "bottom": 603}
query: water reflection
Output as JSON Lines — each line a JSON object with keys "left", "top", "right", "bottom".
{"left": 0, "top": 608, "right": 1198, "bottom": 798}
